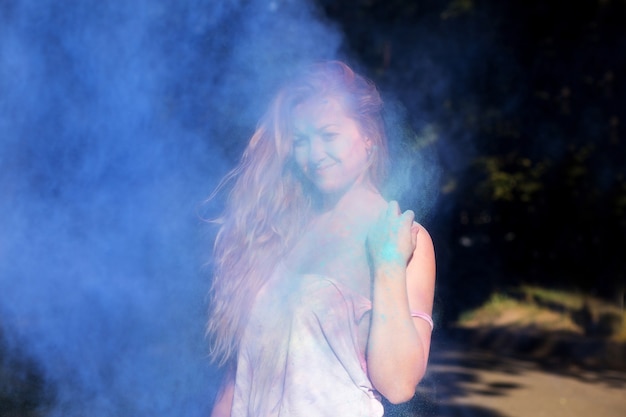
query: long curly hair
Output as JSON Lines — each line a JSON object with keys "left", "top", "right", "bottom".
{"left": 206, "top": 61, "right": 389, "bottom": 366}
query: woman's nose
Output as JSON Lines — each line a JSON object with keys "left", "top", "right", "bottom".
{"left": 309, "top": 137, "right": 326, "bottom": 162}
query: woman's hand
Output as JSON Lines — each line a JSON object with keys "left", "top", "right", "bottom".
{"left": 365, "top": 200, "right": 435, "bottom": 403}
{"left": 367, "top": 200, "right": 419, "bottom": 269}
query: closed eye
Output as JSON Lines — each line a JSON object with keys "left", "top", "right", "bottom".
{"left": 293, "top": 135, "right": 308, "bottom": 147}
{"left": 321, "top": 132, "right": 338, "bottom": 141}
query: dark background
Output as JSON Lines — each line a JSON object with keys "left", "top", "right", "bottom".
{"left": 0, "top": 0, "right": 624, "bottom": 416}
{"left": 318, "top": 0, "right": 625, "bottom": 321}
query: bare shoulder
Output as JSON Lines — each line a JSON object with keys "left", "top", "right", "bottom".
{"left": 406, "top": 222, "right": 436, "bottom": 309}
{"left": 413, "top": 223, "right": 435, "bottom": 260}
{"left": 368, "top": 190, "right": 389, "bottom": 212}
{"left": 359, "top": 190, "right": 388, "bottom": 221}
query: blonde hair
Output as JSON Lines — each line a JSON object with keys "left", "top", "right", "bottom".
{"left": 206, "top": 61, "right": 389, "bottom": 366}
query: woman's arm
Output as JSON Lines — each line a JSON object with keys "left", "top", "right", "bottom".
{"left": 366, "top": 201, "right": 436, "bottom": 404}
{"left": 210, "top": 373, "right": 235, "bottom": 417}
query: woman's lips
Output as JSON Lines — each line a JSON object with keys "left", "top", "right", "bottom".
{"left": 312, "top": 162, "right": 336, "bottom": 174}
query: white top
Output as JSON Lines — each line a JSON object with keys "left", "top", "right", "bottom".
{"left": 231, "top": 265, "right": 384, "bottom": 417}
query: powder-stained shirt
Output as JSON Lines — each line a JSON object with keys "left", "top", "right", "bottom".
{"left": 231, "top": 264, "right": 383, "bottom": 417}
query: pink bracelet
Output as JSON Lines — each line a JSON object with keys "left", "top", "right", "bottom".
{"left": 410, "top": 311, "right": 434, "bottom": 331}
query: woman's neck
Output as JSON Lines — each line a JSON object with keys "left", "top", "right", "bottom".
{"left": 318, "top": 180, "right": 381, "bottom": 214}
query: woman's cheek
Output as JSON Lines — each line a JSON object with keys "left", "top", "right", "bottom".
{"left": 293, "top": 149, "right": 308, "bottom": 173}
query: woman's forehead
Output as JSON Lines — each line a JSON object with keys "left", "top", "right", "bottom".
{"left": 292, "top": 96, "right": 350, "bottom": 127}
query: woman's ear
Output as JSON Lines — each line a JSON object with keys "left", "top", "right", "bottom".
{"left": 365, "top": 139, "right": 378, "bottom": 158}
{"left": 364, "top": 138, "right": 373, "bottom": 155}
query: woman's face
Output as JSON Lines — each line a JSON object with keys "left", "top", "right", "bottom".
{"left": 291, "top": 96, "right": 371, "bottom": 197}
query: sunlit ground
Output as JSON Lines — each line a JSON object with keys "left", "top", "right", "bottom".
{"left": 385, "top": 287, "right": 626, "bottom": 417}
{"left": 459, "top": 286, "right": 626, "bottom": 343}
{"left": 412, "top": 339, "right": 626, "bottom": 417}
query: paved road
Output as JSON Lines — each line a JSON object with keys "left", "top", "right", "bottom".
{"left": 387, "top": 335, "right": 626, "bottom": 417}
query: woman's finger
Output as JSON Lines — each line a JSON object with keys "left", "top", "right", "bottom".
{"left": 388, "top": 200, "right": 400, "bottom": 216}
{"left": 402, "top": 209, "right": 415, "bottom": 225}
{"left": 411, "top": 223, "right": 419, "bottom": 247}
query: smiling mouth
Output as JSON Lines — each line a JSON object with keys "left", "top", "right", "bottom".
{"left": 312, "top": 163, "right": 336, "bottom": 174}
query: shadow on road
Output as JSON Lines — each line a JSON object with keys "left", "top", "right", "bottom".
{"left": 385, "top": 328, "right": 626, "bottom": 417}
{"left": 443, "top": 327, "right": 626, "bottom": 386}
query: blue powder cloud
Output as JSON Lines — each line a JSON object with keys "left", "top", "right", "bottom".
{"left": 0, "top": 1, "right": 341, "bottom": 415}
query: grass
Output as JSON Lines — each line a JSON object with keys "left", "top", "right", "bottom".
{"left": 458, "top": 286, "right": 626, "bottom": 342}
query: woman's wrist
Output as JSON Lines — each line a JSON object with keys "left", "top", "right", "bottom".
{"left": 370, "top": 245, "right": 408, "bottom": 267}
{"left": 372, "top": 260, "right": 407, "bottom": 284}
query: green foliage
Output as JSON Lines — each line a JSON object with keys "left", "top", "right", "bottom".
{"left": 458, "top": 286, "right": 626, "bottom": 341}
{"left": 520, "top": 285, "right": 585, "bottom": 310}
{"left": 441, "top": 0, "right": 474, "bottom": 19}
{"left": 475, "top": 156, "right": 548, "bottom": 202}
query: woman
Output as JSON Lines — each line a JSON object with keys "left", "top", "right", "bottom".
{"left": 207, "top": 61, "right": 436, "bottom": 417}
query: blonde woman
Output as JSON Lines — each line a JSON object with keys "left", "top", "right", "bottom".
{"left": 207, "top": 61, "right": 436, "bottom": 417}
